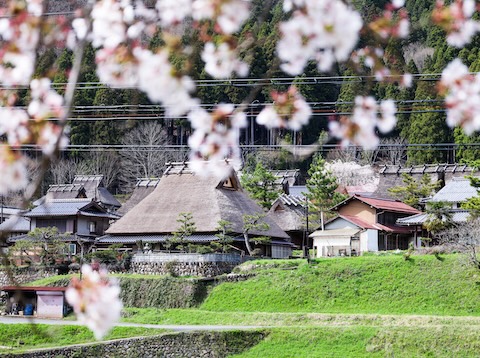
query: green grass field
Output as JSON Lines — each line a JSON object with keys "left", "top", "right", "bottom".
{"left": 231, "top": 325, "right": 480, "bottom": 357}
{"left": 0, "top": 324, "right": 166, "bottom": 354}
{"left": 23, "top": 254, "right": 480, "bottom": 356}
{"left": 203, "top": 254, "right": 480, "bottom": 315}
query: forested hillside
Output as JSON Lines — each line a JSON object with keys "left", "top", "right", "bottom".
{"left": 30, "top": 0, "right": 480, "bottom": 193}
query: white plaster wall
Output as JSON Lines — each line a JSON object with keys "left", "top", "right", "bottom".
{"left": 360, "top": 229, "right": 378, "bottom": 253}
{"left": 325, "top": 218, "right": 358, "bottom": 230}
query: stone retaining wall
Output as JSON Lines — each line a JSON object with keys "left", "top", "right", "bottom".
{"left": 130, "top": 261, "right": 239, "bottom": 278}
{"left": 2, "top": 331, "right": 266, "bottom": 358}
{"left": 0, "top": 267, "right": 58, "bottom": 286}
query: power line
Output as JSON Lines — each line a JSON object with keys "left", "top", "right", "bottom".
{"left": 8, "top": 143, "right": 480, "bottom": 152}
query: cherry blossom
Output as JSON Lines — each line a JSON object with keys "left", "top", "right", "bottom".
{"left": 329, "top": 96, "right": 397, "bottom": 150}
{"left": 96, "top": 46, "right": 139, "bottom": 87}
{"left": 256, "top": 86, "right": 312, "bottom": 131}
{"left": 0, "top": 0, "right": 41, "bottom": 86}
{"left": 368, "top": 5, "right": 410, "bottom": 40}
{"left": 202, "top": 42, "right": 249, "bottom": 79}
{"left": 0, "top": 148, "right": 29, "bottom": 195}
{"left": 440, "top": 59, "right": 480, "bottom": 135}
{"left": 66, "top": 264, "right": 123, "bottom": 340}
{"left": 0, "top": 107, "right": 30, "bottom": 146}
{"left": 135, "top": 48, "right": 198, "bottom": 117}
{"left": 37, "top": 122, "right": 69, "bottom": 156}
{"left": 188, "top": 104, "right": 246, "bottom": 178}
{"left": 156, "top": 0, "right": 192, "bottom": 27}
{"left": 432, "top": 0, "right": 480, "bottom": 47}
{"left": 28, "top": 78, "right": 65, "bottom": 121}
{"left": 192, "top": 0, "right": 251, "bottom": 35}
{"left": 91, "top": 0, "right": 131, "bottom": 49}
{"left": 277, "top": 0, "right": 362, "bottom": 75}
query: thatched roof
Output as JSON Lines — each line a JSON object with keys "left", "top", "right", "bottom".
{"left": 269, "top": 194, "right": 306, "bottom": 232}
{"left": 117, "top": 178, "right": 160, "bottom": 216}
{"left": 107, "top": 164, "right": 289, "bottom": 239}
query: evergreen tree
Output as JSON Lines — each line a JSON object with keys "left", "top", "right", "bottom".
{"left": 213, "top": 220, "right": 235, "bottom": 253}
{"left": 462, "top": 173, "right": 480, "bottom": 219}
{"left": 388, "top": 173, "right": 440, "bottom": 209}
{"left": 242, "top": 213, "right": 270, "bottom": 256}
{"left": 406, "top": 78, "right": 452, "bottom": 164}
{"left": 424, "top": 201, "right": 454, "bottom": 240}
{"left": 304, "top": 154, "right": 346, "bottom": 229}
{"left": 240, "top": 162, "right": 282, "bottom": 210}
{"left": 165, "top": 212, "right": 197, "bottom": 252}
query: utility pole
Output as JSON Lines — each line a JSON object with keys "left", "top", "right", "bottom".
{"left": 303, "top": 196, "right": 310, "bottom": 261}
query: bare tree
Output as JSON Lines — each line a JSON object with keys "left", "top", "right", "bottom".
{"left": 84, "top": 152, "right": 121, "bottom": 190}
{"left": 50, "top": 158, "right": 89, "bottom": 185}
{"left": 438, "top": 219, "right": 480, "bottom": 269}
{"left": 377, "top": 137, "right": 407, "bottom": 165}
{"left": 119, "top": 121, "right": 177, "bottom": 192}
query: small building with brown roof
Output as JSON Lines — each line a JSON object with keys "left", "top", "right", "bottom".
{"left": 269, "top": 193, "right": 307, "bottom": 248}
{"left": 310, "top": 194, "right": 420, "bottom": 257}
{"left": 98, "top": 163, "right": 293, "bottom": 258}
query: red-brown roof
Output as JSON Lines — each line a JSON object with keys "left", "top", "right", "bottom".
{"left": 339, "top": 215, "right": 414, "bottom": 234}
{"left": 339, "top": 215, "right": 391, "bottom": 231}
{"left": 1, "top": 286, "right": 67, "bottom": 292}
{"left": 333, "top": 194, "right": 421, "bottom": 214}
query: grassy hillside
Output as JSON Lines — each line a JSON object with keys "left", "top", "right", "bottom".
{"left": 0, "top": 324, "right": 165, "bottom": 354}
{"left": 201, "top": 254, "right": 480, "bottom": 315}
{"left": 29, "top": 274, "right": 211, "bottom": 308}
{"left": 231, "top": 325, "right": 480, "bottom": 358}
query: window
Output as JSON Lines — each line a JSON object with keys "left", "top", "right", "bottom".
{"left": 69, "top": 244, "right": 76, "bottom": 255}
{"left": 89, "top": 221, "right": 96, "bottom": 234}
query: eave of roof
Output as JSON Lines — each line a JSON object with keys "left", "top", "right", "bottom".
{"left": 396, "top": 210, "right": 470, "bottom": 226}
{"left": 97, "top": 234, "right": 294, "bottom": 246}
{"left": 331, "top": 194, "right": 421, "bottom": 214}
{"left": 335, "top": 215, "right": 413, "bottom": 233}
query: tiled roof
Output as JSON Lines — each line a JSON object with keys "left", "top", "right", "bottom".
{"left": 379, "top": 164, "right": 477, "bottom": 175}
{"left": 431, "top": 177, "right": 478, "bottom": 203}
{"left": 333, "top": 194, "right": 421, "bottom": 214}
{"left": 136, "top": 178, "right": 161, "bottom": 187}
{"left": 23, "top": 199, "right": 115, "bottom": 218}
{"left": 97, "top": 234, "right": 231, "bottom": 244}
{"left": 288, "top": 186, "right": 306, "bottom": 198}
{"left": 78, "top": 210, "right": 120, "bottom": 219}
{"left": 97, "top": 187, "right": 122, "bottom": 208}
{"left": 47, "top": 184, "right": 84, "bottom": 193}
{"left": 97, "top": 234, "right": 295, "bottom": 247}
{"left": 269, "top": 169, "right": 299, "bottom": 187}
{"left": 278, "top": 194, "right": 306, "bottom": 207}
{"left": 397, "top": 210, "right": 470, "bottom": 226}
{"left": 0, "top": 215, "right": 30, "bottom": 232}
{"left": 7, "top": 233, "right": 95, "bottom": 243}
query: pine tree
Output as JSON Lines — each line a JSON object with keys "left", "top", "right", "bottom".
{"left": 213, "top": 220, "right": 235, "bottom": 253}
{"left": 304, "top": 154, "right": 346, "bottom": 229}
{"left": 388, "top": 173, "right": 440, "bottom": 210}
{"left": 242, "top": 213, "right": 270, "bottom": 256}
{"left": 240, "top": 162, "right": 281, "bottom": 210}
{"left": 165, "top": 212, "right": 197, "bottom": 252}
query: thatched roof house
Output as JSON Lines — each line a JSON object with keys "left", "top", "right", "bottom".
{"left": 99, "top": 163, "right": 292, "bottom": 258}
{"left": 117, "top": 178, "right": 160, "bottom": 216}
{"left": 269, "top": 194, "right": 306, "bottom": 248}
